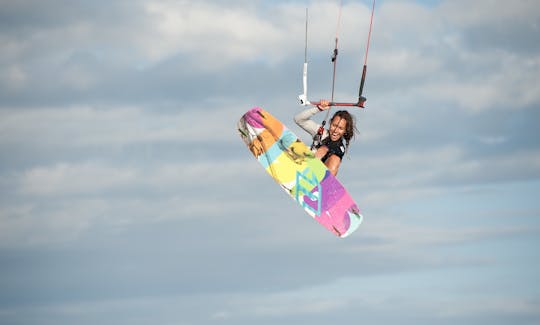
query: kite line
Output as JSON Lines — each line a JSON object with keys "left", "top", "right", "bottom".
{"left": 299, "top": 0, "right": 376, "bottom": 110}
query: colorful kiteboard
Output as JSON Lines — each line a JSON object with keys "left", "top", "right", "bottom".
{"left": 237, "top": 107, "right": 363, "bottom": 237}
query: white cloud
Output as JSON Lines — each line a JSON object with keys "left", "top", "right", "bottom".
{"left": 0, "top": 103, "right": 239, "bottom": 151}
{"left": 138, "top": 0, "right": 376, "bottom": 69}
{"left": 1, "top": 156, "right": 261, "bottom": 246}
{"left": 0, "top": 198, "right": 108, "bottom": 247}
{"left": 16, "top": 157, "right": 260, "bottom": 197}
{"left": 440, "top": 0, "right": 540, "bottom": 26}
{"left": 415, "top": 53, "right": 540, "bottom": 112}
{"left": 20, "top": 162, "right": 137, "bottom": 196}
{"left": 362, "top": 0, "right": 540, "bottom": 114}
{"left": 0, "top": 0, "right": 370, "bottom": 71}
{"left": 1, "top": 65, "right": 28, "bottom": 92}
{"left": 352, "top": 218, "right": 537, "bottom": 253}
{"left": 140, "top": 1, "right": 306, "bottom": 68}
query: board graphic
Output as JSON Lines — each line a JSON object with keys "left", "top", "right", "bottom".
{"left": 237, "top": 107, "right": 363, "bottom": 237}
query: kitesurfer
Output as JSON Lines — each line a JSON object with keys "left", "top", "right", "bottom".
{"left": 294, "top": 100, "right": 357, "bottom": 176}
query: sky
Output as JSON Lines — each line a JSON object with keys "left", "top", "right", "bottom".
{"left": 1, "top": 0, "right": 539, "bottom": 324}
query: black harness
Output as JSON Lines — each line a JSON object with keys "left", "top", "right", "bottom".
{"left": 317, "top": 137, "right": 345, "bottom": 163}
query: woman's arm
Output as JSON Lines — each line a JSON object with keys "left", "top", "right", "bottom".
{"left": 293, "top": 106, "right": 321, "bottom": 137}
{"left": 294, "top": 100, "right": 331, "bottom": 137}
{"left": 324, "top": 154, "right": 341, "bottom": 176}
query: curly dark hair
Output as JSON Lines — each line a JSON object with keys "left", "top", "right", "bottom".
{"left": 330, "top": 110, "right": 358, "bottom": 154}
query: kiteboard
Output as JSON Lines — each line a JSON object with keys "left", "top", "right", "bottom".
{"left": 237, "top": 107, "right": 363, "bottom": 237}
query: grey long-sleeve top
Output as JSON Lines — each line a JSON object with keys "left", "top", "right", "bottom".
{"left": 293, "top": 106, "right": 329, "bottom": 141}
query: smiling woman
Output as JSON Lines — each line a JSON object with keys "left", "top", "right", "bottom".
{"left": 294, "top": 100, "right": 357, "bottom": 176}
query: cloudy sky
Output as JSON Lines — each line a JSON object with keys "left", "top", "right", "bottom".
{"left": 1, "top": 0, "right": 539, "bottom": 324}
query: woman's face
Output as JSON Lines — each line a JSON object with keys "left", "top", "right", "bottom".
{"left": 328, "top": 117, "right": 347, "bottom": 141}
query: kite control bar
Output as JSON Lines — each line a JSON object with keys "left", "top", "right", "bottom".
{"left": 309, "top": 96, "right": 367, "bottom": 108}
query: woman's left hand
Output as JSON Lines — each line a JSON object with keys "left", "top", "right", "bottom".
{"left": 317, "top": 99, "right": 330, "bottom": 111}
